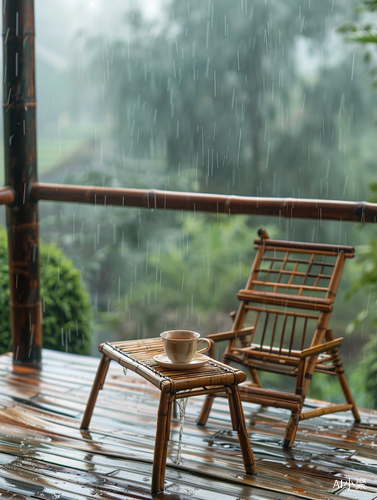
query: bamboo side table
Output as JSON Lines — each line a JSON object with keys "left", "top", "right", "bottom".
{"left": 81, "top": 338, "right": 256, "bottom": 494}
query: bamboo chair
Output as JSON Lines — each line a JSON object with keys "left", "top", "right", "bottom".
{"left": 198, "top": 229, "right": 360, "bottom": 448}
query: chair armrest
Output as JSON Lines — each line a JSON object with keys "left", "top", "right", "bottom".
{"left": 299, "top": 338, "right": 343, "bottom": 359}
{"left": 207, "top": 327, "right": 254, "bottom": 343}
{"left": 205, "top": 327, "right": 254, "bottom": 358}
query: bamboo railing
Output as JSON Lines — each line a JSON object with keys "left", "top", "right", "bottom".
{"left": 32, "top": 182, "right": 377, "bottom": 222}
{"left": 0, "top": 187, "right": 15, "bottom": 205}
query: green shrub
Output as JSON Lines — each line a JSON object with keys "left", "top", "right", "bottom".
{"left": 0, "top": 228, "right": 92, "bottom": 354}
{"left": 345, "top": 236, "right": 377, "bottom": 408}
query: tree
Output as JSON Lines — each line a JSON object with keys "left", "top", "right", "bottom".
{"left": 335, "top": 0, "right": 377, "bottom": 407}
{"left": 40, "top": 0, "right": 373, "bottom": 366}
{"left": 82, "top": 0, "right": 358, "bottom": 197}
{"left": 103, "top": 216, "right": 276, "bottom": 342}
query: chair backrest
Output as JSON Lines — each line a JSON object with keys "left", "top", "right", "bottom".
{"left": 231, "top": 238, "right": 354, "bottom": 360}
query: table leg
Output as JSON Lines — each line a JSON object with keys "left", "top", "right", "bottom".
{"left": 197, "top": 394, "right": 215, "bottom": 426}
{"left": 152, "top": 391, "right": 173, "bottom": 493}
{"left": 81, "top": 354, "right": 110, "bottom": 430}
{"left": 226, "top": 385, "right": 257, "bottom": 475}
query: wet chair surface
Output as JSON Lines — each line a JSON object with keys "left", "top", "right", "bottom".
{"left": 80, "top": 337, "right": 256, "bottom": 494}
{"left": 198, "top": 232, "right": 361, "bottom": 448}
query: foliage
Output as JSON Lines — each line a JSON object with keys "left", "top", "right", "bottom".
{"left": 0, "top": 228, "right": 92, "bottom": 355}
{"left": 78, "top": 0, "right": 358, "bottom": 201}
{"left": 344, "top": 233, "right": 377, "bottom": 407}
{"left": 44, "top": 0, "right": 373, "bottom": 329}
{"left": 338, "top": 0, "right": 377, "bottom": 87}
{"left": 101, "top": 215, "right": 363, "bottom": 405}
{"left": 339, "top": 224, "right": 377, "bottom": 408}
{"left": 346, "top": 336, "right": 377, "bottom": 409}
{"left": 345, "top": 239, "right": 377, "bottom": 330}
{"left": 338, "top": 3, "right": 377, "bottom": 408}
{"left": 359, "top": 335, "right": 377, "bottom": 408}
{"left": 37, "top": 1, "right": 375, "bottom": 407}
{"left": 104, "top": 216, "right": 276, "bottom": 341}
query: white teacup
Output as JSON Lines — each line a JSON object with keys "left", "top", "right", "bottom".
{"left": 160, "top": 330, "right": 211, "bottom": 364}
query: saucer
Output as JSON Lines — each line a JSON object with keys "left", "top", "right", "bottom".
{"left": 153, "top": 353, "right": 209, "bottom": 370}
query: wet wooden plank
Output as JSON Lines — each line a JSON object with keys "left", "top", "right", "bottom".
{"left": 0, "top": 350, "right": 376, "bottom": 499}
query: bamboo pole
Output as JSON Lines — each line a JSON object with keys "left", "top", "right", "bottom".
{"left": 299, "top": 403, "right": 353, "bottom": 421}
{"left": 3, "top": 0, "right": 41, "bottom": 367}
{"left": 255, "top": 238, "right": 355, "bottom": 255}
{"left": 152, "top": 391, "right": 171, "bottom": 493}
{"left": 225, "top": 385, "right": 257, "bottom": 475}
{"left": 237, "top": 290, "right": 333, "bottom": 312}
{"left": 31, "top": 182, "right": 377, "bottom": 223}
{"left": 80, "top": 354, "right": 110, "bottom": 430}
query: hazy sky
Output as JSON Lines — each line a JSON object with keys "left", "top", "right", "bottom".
{"left": 32, "top": 0, "right": 168, "bottom": 70}
{"left": 36, "top": 0, "right": 166, "bottom": 45}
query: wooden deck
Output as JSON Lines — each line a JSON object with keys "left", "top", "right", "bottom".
{"left": 0, "top": 350, "right": 376, "bottom": 499}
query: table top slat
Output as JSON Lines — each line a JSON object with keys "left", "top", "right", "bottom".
{"left": 100, "top": 339, "right": 246, "bottom": 393}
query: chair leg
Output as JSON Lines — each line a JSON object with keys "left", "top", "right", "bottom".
{"left": 197, "top": 394, "right": 215, "bottom": 426}
{"left": 283, "top": 410, "right": 301, "bottom": 449}
{"left": 152, "top": 391, "right": 172, "bottom": 494}
{"left": 325, "top": 328, "right": 360, "bottom": 422}
{"left": 81, "top": 354, "right": 110, "bottom": 430}
{"left": 286, "top": 356, "right": 313, "bottom": 447}
{"left": 331, "top": 348, "right": 361, "bottom": 423}
{"left": 225, "top": 385, "right": 257, "bottom": 475}
{"left": 249, "top": 367, "right": 262, "bottom": 388}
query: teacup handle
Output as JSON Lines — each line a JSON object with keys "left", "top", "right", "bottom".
{"left": 197, "top": 338, "right": 211, "bottom": 354}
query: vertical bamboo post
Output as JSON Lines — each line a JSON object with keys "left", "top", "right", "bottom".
{"left": 3, "top": 0, "right": 41, "bottom": 367}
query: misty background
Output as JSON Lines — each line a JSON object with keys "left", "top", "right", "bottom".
{"left": 2, "top": 0, "right": 377, "bottom": 406}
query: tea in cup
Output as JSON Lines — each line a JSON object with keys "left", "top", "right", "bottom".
{"left": 160, "top": 330, "right": 211, "bottom": 364}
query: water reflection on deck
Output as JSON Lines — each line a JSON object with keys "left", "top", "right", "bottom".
{"left": 0, "top": 349, "right": 376, "bottom": 499}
